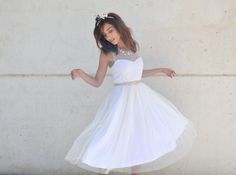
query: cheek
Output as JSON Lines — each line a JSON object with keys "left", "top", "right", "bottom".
{"left": 115, "top": 32, "right": 120, "bottom": 39}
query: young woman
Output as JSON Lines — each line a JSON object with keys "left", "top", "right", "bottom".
{"left": 64, "top": 12, "right": 197, "bottom": 175}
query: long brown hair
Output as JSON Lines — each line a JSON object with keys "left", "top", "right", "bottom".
{"left": 93, "top": 12, "right": 139, "bottom": 55}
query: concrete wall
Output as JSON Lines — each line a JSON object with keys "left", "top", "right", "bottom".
{"left": 0, "top": 0, "right": 236, "bottom": 175}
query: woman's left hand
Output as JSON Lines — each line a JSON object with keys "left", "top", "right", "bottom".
{"left": 162, "top": 68, "right": 176, "bottom": 78}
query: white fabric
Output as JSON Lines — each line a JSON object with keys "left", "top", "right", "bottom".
{"left": 111, "top": 56, "right": 143, "bottom": 84}
{"left": 64, "top": 50, "right": 198, "bottom": 174}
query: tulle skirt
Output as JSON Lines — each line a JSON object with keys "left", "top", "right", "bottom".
{"left": 64, "top": 82, "right": 197, "bottom": 174}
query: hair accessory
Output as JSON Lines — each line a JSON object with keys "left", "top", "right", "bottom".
{"left": 96, "top": 13, "right": 114, "bottom": 26}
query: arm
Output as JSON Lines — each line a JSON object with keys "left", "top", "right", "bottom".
{"left": 142, "top": 68, "right": 176, "bottom": 78}
{"left": 142, "top": 68, "right": 164, "bottom": 78}
{"left": 71, "top": 51, "right": 111, "bottom": 87}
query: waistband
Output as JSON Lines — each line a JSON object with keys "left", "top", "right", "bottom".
{"left": 114, "top": 80, "right": 142, "bottom": 86}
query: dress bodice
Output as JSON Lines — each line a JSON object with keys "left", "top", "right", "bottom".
{"left": 110, "top": 50, "right": 143, "bottom": 84}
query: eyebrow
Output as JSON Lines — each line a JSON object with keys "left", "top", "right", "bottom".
{"left": 106, "top": 26, "right": 112, "bottom": 31}
{"left": 103, "top": 26, "right": 113, "bottom": 35}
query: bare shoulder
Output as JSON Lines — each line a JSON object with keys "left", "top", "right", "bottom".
{"left": 136, "top": 44, "right": 141, "bottom": 55}
{"left": 99, "top": 50, "right": 115, "bottom": 67}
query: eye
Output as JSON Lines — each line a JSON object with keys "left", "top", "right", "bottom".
{"left": 103, "top": 28, "right": 113, "bottom": 38}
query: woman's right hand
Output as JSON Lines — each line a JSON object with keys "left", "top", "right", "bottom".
{"left": 70, "top": 69, "right": 82, "bottom": 80}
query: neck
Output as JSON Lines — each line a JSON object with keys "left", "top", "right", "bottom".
{"left": 117, "top": 40, "right": 127, "bottom": 50}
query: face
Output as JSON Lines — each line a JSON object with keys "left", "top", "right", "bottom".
{"left": 101, "top": 23, "right": 121, "bottom": 45}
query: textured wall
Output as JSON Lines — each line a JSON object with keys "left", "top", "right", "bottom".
{"left": 0, "top": 0, "right": 236, "bottom": 175}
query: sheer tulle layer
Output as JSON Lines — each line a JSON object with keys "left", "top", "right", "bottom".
{"left": 64, "top": 82, "right": 197, "bottom": 174}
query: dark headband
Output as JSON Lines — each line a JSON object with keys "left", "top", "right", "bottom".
{"left": 95, "top": 13, "right": 115, "bottom": 26}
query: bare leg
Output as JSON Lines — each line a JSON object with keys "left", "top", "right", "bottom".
{"left": 97, "top": 167, "right": 109, "bottom": 174}
{"left": 131, "top": 164, "right": 142, "bottom": 175}
{"left": 98, "top": 171, "right": 108, "bottom": 175}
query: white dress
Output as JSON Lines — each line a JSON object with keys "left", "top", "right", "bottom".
{"left": 64, "top": 49, "right": 198, "bottom": 174}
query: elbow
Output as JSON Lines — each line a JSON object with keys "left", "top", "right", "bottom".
{"left": 94, "top": 77, "right": 105, "bottom": 88}
{"left": 94, "top": 83, "right": 100, "bottom": 88}
{"left": 94, "top": 80, "right": 102, "bottom": 88}
{"left": 95, "top": 84, "right": 100, "bottom": 88}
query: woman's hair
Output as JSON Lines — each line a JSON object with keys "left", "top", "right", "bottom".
{"left": 93, "top": 12, "right": 139, "bottom": 55}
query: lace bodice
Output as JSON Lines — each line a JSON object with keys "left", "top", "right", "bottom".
{"left": 110, "top": 49, "right": 143, "bottom": 84}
